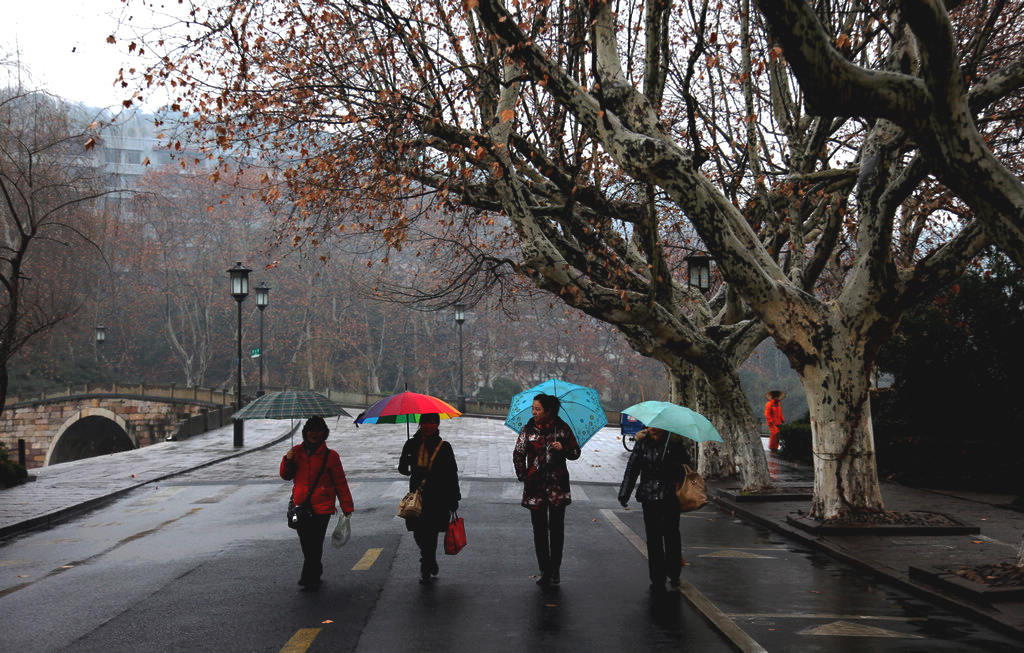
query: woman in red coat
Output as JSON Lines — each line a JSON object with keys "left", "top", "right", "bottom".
{"left": 764, "top": 390, "right": 785, "bottom": 451}
{"left": 280, "top": 416, "right": 354, "bottom": 590}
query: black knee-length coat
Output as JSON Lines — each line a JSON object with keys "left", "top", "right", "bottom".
{"left": 398, "top": 431, "right": 461, "bottom": 532}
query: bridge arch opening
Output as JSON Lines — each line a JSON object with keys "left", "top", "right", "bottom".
{"left": 47, "top": 410, "right": 136, "bottom": 465}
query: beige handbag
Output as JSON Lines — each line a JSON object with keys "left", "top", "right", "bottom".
{"left": 398, "top": 440, "right": 444, "bottom": 519}
{"left": 675, "top": 464, "right": 708, "bottom": 512}
{"left": 398, "top": 484, "right": 425, "bottom": 519}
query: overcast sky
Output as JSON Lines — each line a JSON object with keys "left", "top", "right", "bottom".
{"left": 1, "top": 1, "right": 140, "bottom": 110}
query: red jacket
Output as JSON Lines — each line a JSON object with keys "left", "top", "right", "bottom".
{"left": 764, "top": 400, "right": 785, "bottom": 427}
{"left": 280, "top": 443, "right": 354, "bottom": 515}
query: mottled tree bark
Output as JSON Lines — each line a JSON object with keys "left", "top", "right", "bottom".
{"left": 473, "top": 0, "right": 989, "bottom": 518}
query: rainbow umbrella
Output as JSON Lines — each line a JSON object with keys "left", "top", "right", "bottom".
{"left": 354, "top": 391, "right": 461, "bottom": 425}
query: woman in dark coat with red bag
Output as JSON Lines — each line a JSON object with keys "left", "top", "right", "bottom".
{"left": 280, "top": 416, "right": 354, "bottom": 590}
{"left": 513, "top": 394, "right": 581, "bottom": 586}
{"left": 398, "top": 413, "right": 461, "bottom": 584}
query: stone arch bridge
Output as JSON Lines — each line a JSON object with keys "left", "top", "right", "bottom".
{"left": 1, "top": 383, "right": 237, "bottom": 469}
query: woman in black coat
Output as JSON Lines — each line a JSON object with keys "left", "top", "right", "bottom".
{"left": 618, "top": 427, "right": 693, "bottom": 592}
{"left": 398, "top": 413, "right": 461, "bottom": 584}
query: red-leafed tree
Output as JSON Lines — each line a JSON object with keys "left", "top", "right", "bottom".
{"left": 119, "top": 0, "right": 1024, "bottom": 516}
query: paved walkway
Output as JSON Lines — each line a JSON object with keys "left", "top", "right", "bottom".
{"left": 0, "top": 419, "right": 298, "bottom": 538}
{"left": 2, "top": 412, "right": 1021, "bottom": 642}
{"left": 713, "top": 453, "right": 1024, "bottom": 640}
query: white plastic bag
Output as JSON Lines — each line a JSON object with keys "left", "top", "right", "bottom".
{"left": 331, "top": 513, "right": 351, "bottom": 548}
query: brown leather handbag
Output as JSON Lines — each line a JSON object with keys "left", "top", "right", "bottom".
{"left": 675, "top": 464, "right": 708, "bottom": 512}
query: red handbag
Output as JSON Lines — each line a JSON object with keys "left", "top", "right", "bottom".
{"left": 444, "top": 513, "right": 467, "bottom": 555}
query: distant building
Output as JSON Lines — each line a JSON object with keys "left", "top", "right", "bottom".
{"left": 67, "top": 107, "right": 219, "bottom": 214}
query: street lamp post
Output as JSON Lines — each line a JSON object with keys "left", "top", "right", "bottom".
{"left": 255, "top": 282, "right": 269, "bottom": 397}
{"left": 686, "top": 253, "right": 712, "bottom": 293}
{"left": 454, "top": 304, "right": 466, "bottom": 413}
{"left": 95, "top": 325, "right": 107, "bottom": 372}
{"left": 228, "top": 262, "right": 251, "bottom": 447}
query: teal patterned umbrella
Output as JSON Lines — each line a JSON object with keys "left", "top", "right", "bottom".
{"left": 505, "top": 379, "right": 607, "bottom": 447}
{"left": 232, "top": 390, "right": 352, "bottom": 420}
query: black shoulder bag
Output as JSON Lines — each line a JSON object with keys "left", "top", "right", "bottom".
{"left": 287, "top": 451, "right": 330, "bottom": 530}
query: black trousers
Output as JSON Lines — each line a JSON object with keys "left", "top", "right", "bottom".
{"left": 530, "top": 503, "right": 566, "bottom": 574}
{"left": 642, "top": 499, "right": 682, "bottom": 583}
{"left": 412, "top": 522, "right": 440, "bottom": 575}
{"left": 296, "top": 513, "right": 332, "bottom": 583}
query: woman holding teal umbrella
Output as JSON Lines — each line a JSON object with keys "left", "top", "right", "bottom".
{"left": 618, "top": 426, "right": 693, "bottom": 593}
{"left": 617, "top": 401, "right": 720, "bottom": 593}
{"left": 512, "top": 393, "right": 581, "bottom": 586}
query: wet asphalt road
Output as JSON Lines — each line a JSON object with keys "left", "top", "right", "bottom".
{"left": 1, "top": 458, "right": 1021, "bottom": 651}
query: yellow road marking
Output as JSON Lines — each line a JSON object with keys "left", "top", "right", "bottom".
{"left": 352, "top": 547, "right": 383, "bottom": 571}
{"left": 280, "top": 628, "right": 321, "bottom": 652}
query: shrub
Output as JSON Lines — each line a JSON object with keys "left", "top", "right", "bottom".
{"left": 0, "top": 442, "right": 28, "bottom": 489}
{"left": 777, "top": 414, "right": 812, "bottom": 464}
{"left": 874, "top": 257, "right": 1024, "bottom": 493}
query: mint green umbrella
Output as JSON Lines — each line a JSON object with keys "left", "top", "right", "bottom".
{"left": 620, "top": 401, "right": 723, "bottom": 442}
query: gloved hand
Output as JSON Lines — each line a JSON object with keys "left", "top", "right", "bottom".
{"left": 619, "top": 498, "right": 628, "bottom": 508}
{"left": 451, "top": 502, "right": 459, "bottom": 513}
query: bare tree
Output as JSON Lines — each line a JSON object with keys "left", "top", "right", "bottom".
{"left": 0, "top": 88, "right": 108, "bottom": 415}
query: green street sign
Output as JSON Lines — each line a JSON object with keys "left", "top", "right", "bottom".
{"left": 250, "top": 347, "right": 261, "bottom": 358}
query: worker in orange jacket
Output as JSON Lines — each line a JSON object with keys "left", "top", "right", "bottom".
{"left": 764, "top": 390, "right": 785, "bottom": 451}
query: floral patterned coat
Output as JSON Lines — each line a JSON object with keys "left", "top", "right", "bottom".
{"left": 513, "top": 417, "right": 581, "bottom": 509}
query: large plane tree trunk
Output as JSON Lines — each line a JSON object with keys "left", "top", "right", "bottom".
{"left": 703, "top": 366, "right": 772, "bottom": 492}
{"left": 782, "top": 308, "right": 887, "bottom": 520}
{"left": 667, "top": 360, "right": 771, "bottom": 492}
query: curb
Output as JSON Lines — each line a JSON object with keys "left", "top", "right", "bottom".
{"left": 712, "top": 495, "right": 1024, "bottom": 642}
{"left": 0, "top": 423, "right": 298, "bottom": 542}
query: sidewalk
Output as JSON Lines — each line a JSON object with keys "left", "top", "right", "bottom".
{"left": 0, "top": 419, "right": 297, "bottom": 539}
{"left": 712, "top": 450, "right": 1024, "bottom": 640}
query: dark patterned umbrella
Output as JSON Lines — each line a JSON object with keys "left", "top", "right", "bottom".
{"left": 232, "top": 390, "right": 352, "bottom": 420}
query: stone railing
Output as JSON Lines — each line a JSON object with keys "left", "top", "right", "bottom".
{"left": 6, "top": 383, "right": 623, "bottom": 430}
{"left": 6, "top": 383, "right": 236, "bottom": 408}
{"left": 169, "top": 405, "right": 238, "bottom": 441}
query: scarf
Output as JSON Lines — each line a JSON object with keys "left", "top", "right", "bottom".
{"left": 416, "top": 434, "right": 440, "bottom": 467}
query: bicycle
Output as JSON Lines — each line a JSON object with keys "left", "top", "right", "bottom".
{"left": 620, "top": 414, "right": 643, "bottom": 452}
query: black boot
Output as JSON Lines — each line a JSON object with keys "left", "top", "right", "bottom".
{"left": 536, "top": 560, "right": 551, "bottom": 586}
